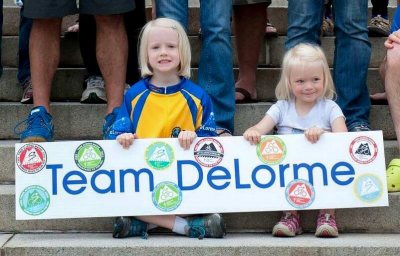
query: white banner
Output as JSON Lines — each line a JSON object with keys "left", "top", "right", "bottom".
{"left": 15, "top": 131, "right": 388, "bottom": 220}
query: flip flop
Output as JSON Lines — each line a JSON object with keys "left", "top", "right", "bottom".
{"left": 235, "top": 88, "right": 257, "bottom": 104}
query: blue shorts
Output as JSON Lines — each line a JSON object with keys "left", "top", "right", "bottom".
{"left": 23, "top": 0, "right": 135, "bottom": 18}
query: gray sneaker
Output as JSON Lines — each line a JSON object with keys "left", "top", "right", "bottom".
{"left": 20, "top": 78, "right": 33, "bottom": 104}
{"left": 368, "top": 15, "right": 390, "bottom": 37}
{"left": 185, "top": 213, "right": 226, "bottom": 239}
{"left": 80, "top": 75, "right": 107, "bottom": 103}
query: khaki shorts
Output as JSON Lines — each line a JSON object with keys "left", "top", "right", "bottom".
{"left": 23, "top": 0, "right": 135, "bottom": 18}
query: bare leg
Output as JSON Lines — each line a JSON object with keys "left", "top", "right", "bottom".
{"left": 233, "top": 3, "right": 267, "bottom": 101}
{"left": 95, "top": 14, "right": 127, "bottom": 114}
{"left": 370, "top": 56, "right": 387, "bottom": 101}
{"left": 30, "top": 19, "right": 62, "bottom": 111}
{"left": 385, "top": 44, "right": 400, "bottom": 151}
{"left": 136, "top": 215, "right": 177, "bottom": 230}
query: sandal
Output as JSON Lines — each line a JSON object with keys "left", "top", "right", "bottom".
{"left": 235, "top": 87, "right": 257, "bottom": 104}
{"left": 265, "top": 19, "right": 278, "bottom": 37}
{"left": 387, "top": 159, "right": 400, "bottom": 192}
{"left": 217, "top": 129, "right": 232, "bottom": 137}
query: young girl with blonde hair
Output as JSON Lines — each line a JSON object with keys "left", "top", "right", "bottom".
{"left": 244, "top": 43, "right": 347, "bottom": 237}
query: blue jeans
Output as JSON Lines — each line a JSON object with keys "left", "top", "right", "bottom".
{"left": 286, "top": 0, "right": 371, "bottom": 130}
{"left": 155, "top": 0, "right": 235, "bottom": 133}
{"left": 18, "top": 5, "right": 32, "bottom": 84}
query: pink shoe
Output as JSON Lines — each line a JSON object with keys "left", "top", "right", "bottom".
{"left": 315, "top": 213, "right": 339, "bottom": 238}
{"left": 272, "top": 212, "right": 302, "bottom": 237}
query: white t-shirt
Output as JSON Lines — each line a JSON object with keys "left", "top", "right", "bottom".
{"left": 266, "top": 99, "right": 345, "bottom": 135}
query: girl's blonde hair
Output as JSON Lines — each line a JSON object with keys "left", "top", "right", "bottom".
{"left": 275, "top": 43, "right": 335, "bottom": 100}
{"left": 139, "top": 18, "right": 191, "bottom": 78}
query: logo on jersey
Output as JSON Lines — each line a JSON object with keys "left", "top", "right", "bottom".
{"left": 16, "top": 144, "right": 47, "bottom": 174}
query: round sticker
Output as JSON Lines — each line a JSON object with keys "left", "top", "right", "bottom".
{"left": 256, "top": 136, "right": 287, "bottom": 165}
{"left": 16, "top": 144, "right": 47, "bottom": 174}
{"left": 152, "top": 182, "right": 182, "bottom": 212}
{"left": 74, "top": 142, "right": 105, "bottom": 172}
{"left": 194, "top": 138, "right": 224, "bottom": 167}
{"left": 354, "top": 174, "right": 383, "bottom": 202}
{"left": 145, "top": 142, "right": 174, "bottom": 170}
{"left": 349, "top": 136, "right": 378, "bottom": 164}
{"left": 285, "top": 179, "right": 315, "bottom": 209}
{"left": 19, "top": 185, "right": 50, "bottom": 216}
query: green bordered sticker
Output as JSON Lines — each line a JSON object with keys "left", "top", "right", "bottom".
{"left": 152, "top": 181, "right": 182, "bottom": 212}
{"left": 256, "top": 136, "right": 287, "bottom": 165}
{"left": 74, "top": 142, "right": 105, "bottom": 172}
{"left": 145, "top": 142, "right": 174, "bottom": 170}
{"left": 354, "top": 174, "right": 383, "bottom": 203}
{"left": 19, "top": 185, "right": 50, "bottom": 216}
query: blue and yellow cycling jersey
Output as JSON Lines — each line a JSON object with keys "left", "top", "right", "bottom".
{"left": 109, "top": 77, "right": 217, "bottom": 139}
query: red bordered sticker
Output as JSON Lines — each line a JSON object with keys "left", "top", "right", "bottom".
{"left": 285, "top": 179, "right": 315, "bottom": 209}
{"left": 193, "top": 138, "right": 224, "bottom": 167}
{"left": 16, "top": 144, "right": 47, "bottom": 174}
{"left": 349, "top": 136, "right": 378, "bottom": 164}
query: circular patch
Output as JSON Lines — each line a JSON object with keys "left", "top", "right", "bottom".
{"left": 74, "top": 142, "right": 105, "bottom": 172}
{"left": 256, "top": 136, "right": 287, "bottom": 165}
{"left": 354, "top": 174, "right": 383, "bottom": 202}
{"left": 152, "top": 181, "right": 182, "bottom": 212}
{"left": 145, "top": 142, "right": 174, "bottom": 170}
{"left": 19, "top": 185, "right": 50, "bottom": 216}
{"left": 349, "top": 136, "right": 378, "bottom": 164}
{"left": 16, "top": 144, "right": 47, "bottom": 174}
{"left": 193, "top": 138, "right": 224, "bottom": 167}
{"left": 285, "top": 179, "right": 315, "bottom": 209}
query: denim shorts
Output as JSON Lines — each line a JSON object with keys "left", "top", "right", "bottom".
{"left": 23, "top": 0, "right": 135, "bottom": 18}
{"left": 233, "top": 0, "right": 271, "bottom": 5}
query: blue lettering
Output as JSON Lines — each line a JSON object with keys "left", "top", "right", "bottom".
{"left": 252, "top": 165, "right": 276, "bottom": 188}
{"left": 63, "top": 171, "right": 87, "bottom": 195}
{"left": 91, "top": 170, "right": 116, "bottom": 194}
{"left": 293, "top": 162, "right": 327, "bottom": 185}
{"left": 120, "top": 168, "right": 154, "bottom": 192}
{"left": 234, "top": 159, "right": 251, "bottom": 189}
{"left": 207, "top": 166, "right": 231, "bottom": 190}
{"left": 47, "top": 164, "right": 63, "bottom": 195}
{"left": 178, "top": 160, "right": 203, "bottom": 190}
{"left": 279, "top": 164, "right": 290, "bottom": 187}
{"left": 331, "top": 162, "right": 355, "bottom": 185}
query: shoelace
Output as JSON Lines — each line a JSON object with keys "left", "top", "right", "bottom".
{"left": 279, "top": 213, "right": 299, "bottom": 231}
{"left": 14, "top": 112, "right": 48, "bottom": 135}
{"left": 188, "top": 225, "right": 206, "bottom": 240}
{"left": 86, "top": 76, "right": 104, "bottom": 89}
{"left": 317, "top": 214, "right": 336, "bottom": 227}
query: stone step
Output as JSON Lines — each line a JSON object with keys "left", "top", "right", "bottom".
{"left": 1, "top": 233, "right": 400, "bottom": 256}
{"left": 0, "top": 36, "right": 387, "bottom": 68}
{"left": 0, "top": 67, "right": 386, "bottom": 102}
{"left": 2, "top": 5, "right": 398, "bottom": 36}
{"left": 0, "top": 139, "right": 397, "bottom": 183}
{"left": 0, "top": 184, "right": 399, "bottom": 233}
{"left": 1, "top": 103, "right": 396, "bottom": 140}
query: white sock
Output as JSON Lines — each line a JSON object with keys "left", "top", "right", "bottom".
{"left": 172, "top": 216, "right": 188, "bottom": 235}
{"left": 147, "top": 224, "right": 158, "bottom": 231}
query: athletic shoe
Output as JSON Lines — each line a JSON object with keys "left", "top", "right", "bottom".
{"left": 272, "top": 212, "right": 302, "bottom": 237}
{"left": 368, "top": 15, "right": 390, "bottom": 37}
{"left": 20, "top": 78, "right": 33, "bottom": 104}
{"left": 102, "top": 107, "right": 121, "bottom": 139}
{"left": 321, "top": 17, "right": 334, "bottom": 36}
{"left": 113, "top": 217, "right": 148, "bottom": 239}
{"left": 80, "top": 75, "right": 107, "bottom": 103}
{"left": 185, "top": 213, "right": 226, "bottom": 239}
{"left": 315, "top": 213, "right": 339, "bottom": 238}
{"left": 14, "top": 106, "right": 54, "bottom": 142}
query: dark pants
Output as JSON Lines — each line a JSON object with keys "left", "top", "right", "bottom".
{"left": 18, "top": 4, "right": 33, "bottom": 84}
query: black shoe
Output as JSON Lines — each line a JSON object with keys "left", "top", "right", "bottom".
{"left": 349, "top": 124, "right": 371, "bottom": 132}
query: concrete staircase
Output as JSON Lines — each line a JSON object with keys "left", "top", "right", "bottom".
{"left": 1, "top": 1, "right": 400, "bottom": 255}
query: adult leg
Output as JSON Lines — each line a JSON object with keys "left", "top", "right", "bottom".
{"left": 199, "top": 0, "right": 234, "bottom": 134}
{"left": 385, "top": 45, "right": 400, "bottom": 150}
{"left": 18, "top": 6, "right": 33, "bottom": 85}
{"left": 30, "top": 19, "right": 62, "bottom": 111}
{"left": 233, "top": 3, "right": 267, "bottom": 102}
{"left": 155, "top": 0, "right": 188, "bottom": 29}
{"left": 371, "top": 0, "right": 389, "bottom": 18}
{"left": 333, "top": 0, "right": 371, "bottom": 131}
{"left": 95, "top": 15, "right": 127, "bottom": 113}
{"left": 285, "top": 0, "right": 324, "bottom": 50}
{"left": 79, "top": 14, "right": 101, "bottom": 77}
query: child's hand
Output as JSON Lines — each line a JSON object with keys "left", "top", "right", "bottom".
{"left": 178, "top": 131, "right": 197, "bottom": 150}
{"left": 117, "top": 133, "right": 137, "bottom": 149}
{"left": 243, "top": 128, "right": 262, "bottom": 145}
{"left": 304, "top": 127, "right": 324, "bottom": 144}
{"left": 384, "top": 29, "right": 400, "bottom": 49}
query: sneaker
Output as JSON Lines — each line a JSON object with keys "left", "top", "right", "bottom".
{"left": 113, "top": 216, "right": 148, "bottom": 239}
{"left": 368, "top": 15, "right": 390, "bottom": 37}
{"left": 103, "top": 107, "right": 121, "bottom": 139}
{"left": 185, "top": 213, "right": 226, "bottom": 239}
{"left": 321, "top": 17, "right": 334, "bottom": 36}
{"left": 20, "top": 78, "right": 33, "bottom": 104}
{"left": 14, "top": 106, "right": 54, "bottom": 142}
{"left": 315, "top": 213, "right": 338, "bottom": 237}
{"left": 272, "top": 212, "right": 302, "bottom": 237}
{"left": 80, "top": 75, "right": 107, "bottom": 103}
{"left": 349, "top": 124, "right": 371, "bottom": 132}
